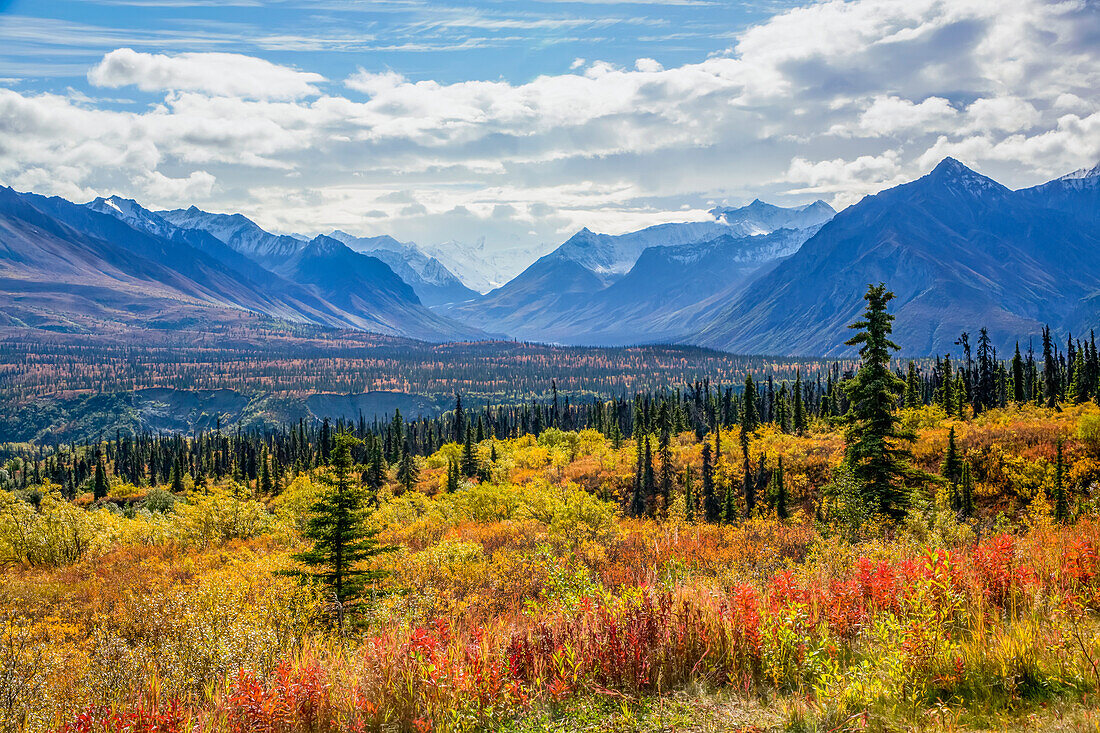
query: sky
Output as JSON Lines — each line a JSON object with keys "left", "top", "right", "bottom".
{"left": 1, "top": 0, "right": 1098, "bottom": 260}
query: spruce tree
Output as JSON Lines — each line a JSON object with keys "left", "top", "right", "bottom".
{"left": 1042, "top": 326, "right": 1059, "bottom": 408}
{"left": 630, "top": 434, "right": 646, "bottom": 517}
{"left": 446, "top": 458, "right": 460, "bottom": 493}
{"left": 741, "top": 374, "right": 758, "bottom": 443}
{"left": 701, "top": 441, "right": 719, "bottom": 522}
{"left": 260, "top": 448, "right": 273, "bottom": 495}
{"left": 1054, "top": 440, "right": 1068, "bottom": 523}
{"left": 397, "top": 445, "right": 418, "bottom": 492}
{"left": 793, "top": 372, "right": 807, "bottom": 435}
{"left": 93, "top": 459, "right": 109, "bottom": 500}
{"left": 843, "top": 284, "right": 919, "bottom": 521}
{"left": 904, "top": 361, "right": 921, "bottom": 408}
{"left": 1011, "top": 343, "right": 1025, "bottom": 403}
{"left": 642, "top": 436, "right": 656, "bottom": 517}
{"left": 293, "top": 433, "right": 393, "bottom": 616}
{"left": 658, "top": 420, "right": 673, "bottom": 513}
{"left": 461, "top": 426, "right": 478, "bottom": 478}
{"left": 773, "top": 455, "right": 788, "bottom": 520}
{"left": 941, "top": 426, "right": 962, "bottom": 510}
{"left": 939, "top": 355, "right": 955, "bottom": 416}
{"left": 742, "top": 452, "right": 754, "bottom": 518}
{"left": 683, "top": 465, "right": 695, "bottom": 522}
{"left": 959, "top": 461, "right": 974, "bottom": 518}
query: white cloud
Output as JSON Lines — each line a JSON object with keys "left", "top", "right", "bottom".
{"left": 962, "top": 96, "right": 1041, "bottom": 134}
{"left": 88, "top": 48, "right": 325, "bottom": 99}
{"left": 853, "top": 95, "right": 958, "bottom": 137}
{"left": 0, "top": 0, "right": 1097, "bottom": 266}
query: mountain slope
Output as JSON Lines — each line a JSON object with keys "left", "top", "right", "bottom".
{"left": 86, "top": 196, "right": 357, "bottom": 327}
{"left": 157, "top": 206, "right": 487, "bottom": 341}
{"left": 447, "top": 205, "right": 832, "bottom": 344}
{"left": 710, "top": 199, "right": 836, "bottom": 234}
{"left": 0, "top": 187, "right": 329, "bottom": 331}
{"left": 329, "top": 231, "right": 479, "bottom": 306}
{"left": 692, "top": 159, "right": 1100, "bottom": 356}
{"left": 158, "top": 206, "right": 304, "bottom": 267}
{"left": 274, "top": 235, "right": 488, "bottom": 340}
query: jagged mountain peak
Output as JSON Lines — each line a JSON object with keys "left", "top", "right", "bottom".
{"left": 1058, "top": 162, "right": 1100, "bottom": 182}
{"left": 925, "top": 157, "right": 1009, "bottom": 196}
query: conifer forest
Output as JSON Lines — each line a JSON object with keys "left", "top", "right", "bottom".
{"left": 5, "top": 285, "right": 1100, "bottom": 732}
{"left": 3, "top": 0, "right": 1099, "bottom": 728}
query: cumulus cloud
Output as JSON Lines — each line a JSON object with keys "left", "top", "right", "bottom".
{"left": 0, "top": 0, "right": 1097, "bottom": 255}
{"left": 88, "top": 48, "right": 325, "bottom": 99}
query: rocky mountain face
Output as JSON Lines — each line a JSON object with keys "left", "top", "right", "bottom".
{"left": 692, "top": 158, "right": 1100, "bottom": 355}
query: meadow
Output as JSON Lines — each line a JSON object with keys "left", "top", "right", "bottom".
{"left": 4, "top": 400, "right": 1100, "bottom": 732}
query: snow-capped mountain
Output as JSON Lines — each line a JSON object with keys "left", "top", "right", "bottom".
{"left": 442, "top": 202, "right": 832, "bottom": 344}
{"left": 158, "top": 206, "right": 304, "bottom": 265}
{"left": 87, "top": 196, "right": 178, "bottom": 240}
{"left": 553, "top": 221, "right": 734, "bottom": 282}
{"left": 709, "top": 199, "right": 836, "bottom": 235}
{"left": 692, "top": 158, "right": 1100, "bottom": 356}
{"left": 329, "top": 231, "right": 478, "bottom": 306}
{"left": 420, "top": 237, "right": 555, "bottom": 294}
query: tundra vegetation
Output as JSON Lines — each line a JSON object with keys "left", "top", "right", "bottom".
{"left": 4, "top": 288, "right": 1100, "bottom": 731}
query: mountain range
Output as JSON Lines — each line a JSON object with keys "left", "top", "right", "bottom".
{"left": 440, "top": 202, "right": 834, "bottom": 345}
{"left": 0, "top": 191, "right": 487, "bottom": 341}
{"left": 1, "top": 158, "right": 1097, "bottom": 355}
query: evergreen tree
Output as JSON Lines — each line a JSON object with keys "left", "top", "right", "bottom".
{"left": 843, "top": 284, "right": 919, "bottom": 520}
{"left": 259, "top": 447, "right": 273, "bottom": 494}
{"left": 293, "top": 433, "right": 393, "bottom": 618}
{"left": 1043, "top": 326, "right": 1059, "bottom": 408}
{"left": 1011, "top": 343, "right": 1025, "bottom": 403}
{"left": 742, "top": 452, "right": 755, "bottom": 519}
{"left": 461, "top": 426, "right": 478, "bottom": 478}
{"left": 683, "top": 465, "right": 695, "bottom": 522}
{"left": 609, "top": 419, "right": 623, "bottom": 450}
{"left": 170, "top": 456, "right": 184, "bottom": 494}
{"left": 773, "top": 455, "right": 788, "bottom": 520}
{"left": 793, "top": 372, "right": 807, "bottom": 435}
{"left": 396, "top": 446, "right": 418, "bottom": 492}
{"left": 904, "top": 361, "right": 921, "bottom": 408}
{"left": 365, "top": 443, "right": 385, "bottom": 495}
{"left": 941, "top": 426, "right": 962, "bottom": 510}
{"left": 93, "top": 459, "right": 109, "bottom": 500}
{"left": 446, "top": 458, "right": 460, "bottom": 493}
{"left": 453, "top": 394, "right": 465, "bottom": 443}
{"left": 701, "top": 441, "right": 719, "bottom": 522}
{"left": 959, "top": 461, "right": 974, "bottom": 518}
{"left": 741, "top": 374, "right": 759, "bottom": 442}
{"left": 658, "top": 412, "right": 674, "bottom": 513}
{"left": 1054, "top": 440, "right": 1068, "bottom": 523}
{"left": 939, "top": 355, "right": 955, "bottom": 416}
{"left": 630, "top": 434, "right": 646, "bottom": 517}
{"left": 642, "top": 436, "right": 656, "bottom": 517}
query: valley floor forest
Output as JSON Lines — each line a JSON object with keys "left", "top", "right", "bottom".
{"left": 6, "top": 286, "right": 1100, "bottom": 732}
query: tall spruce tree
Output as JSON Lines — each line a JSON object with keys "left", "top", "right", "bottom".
{"left": 843, "top": 284, "right": 919, "bottom": 520}
{"left": 773, "top": 455, "right": 788, "bottom": 520}
{"left": 293, "top": 433, "right": 393, "bottom": 616}
{"left": 793, "top": 372, "right": 807, "bottom": 435}
{"left": 1011, "top": 343, "right": 1025, "bottom": 403}
{"left": 701, "top": 441, "right": 719, "bottom": 522}
{"left": 1042, "top": 326, "right": 1059, "bottom": 408}
{"left": 941, "top": 426, "right": 962, "bottom": 510}
{"left": 93, "top": 458, "right": 109, "bottom": 500}
{"left": 396, "top": 445, "right": 418, "bottom": 492}
{"left": 959, "top": 462, "right": 974, "bottom": 518}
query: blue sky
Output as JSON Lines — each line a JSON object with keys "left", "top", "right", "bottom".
{"left": 0, "top": 0, "right": 1098, "bottom": 284}
{"left": 1, "top": 0, "right": 794, "bottom": 90}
